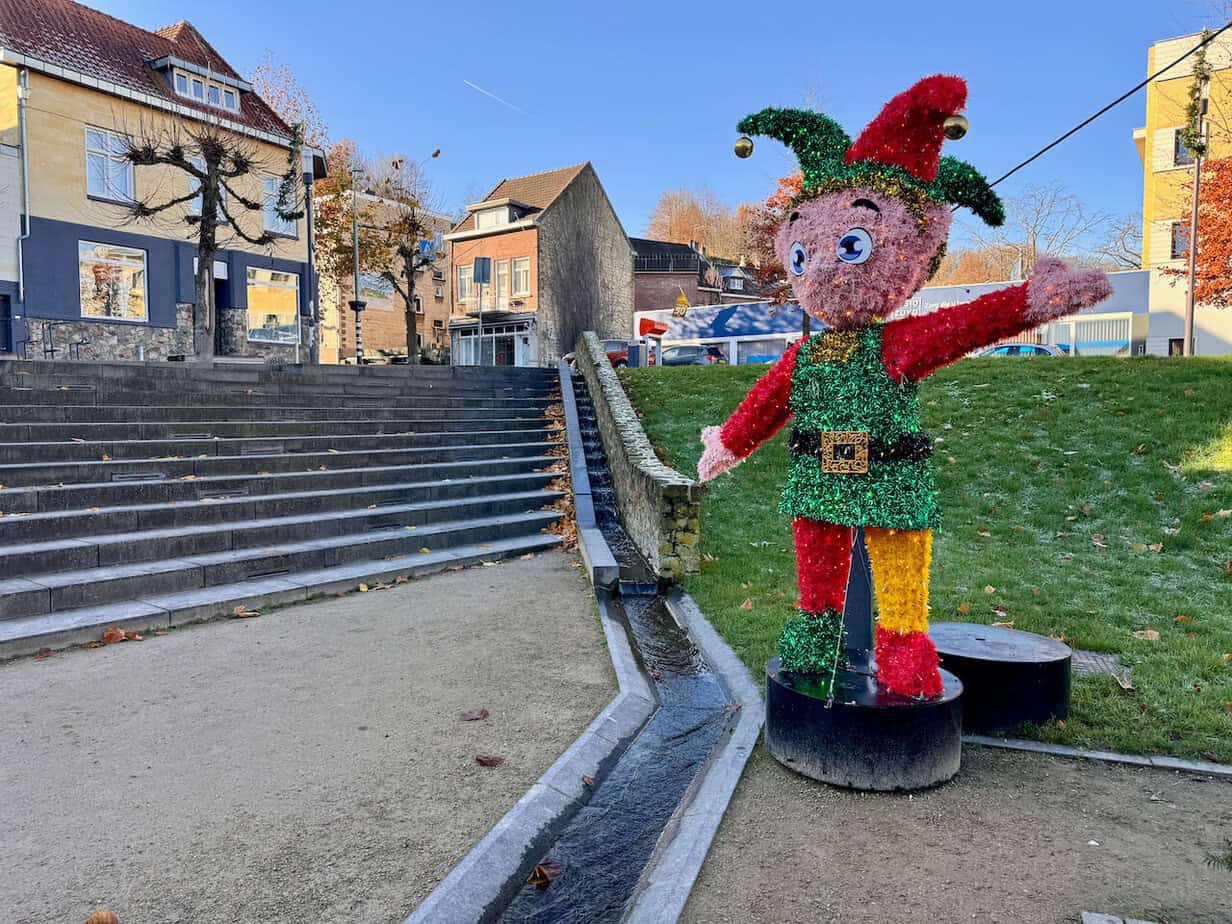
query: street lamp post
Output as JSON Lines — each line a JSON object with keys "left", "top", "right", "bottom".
{"left": 349, "top": 165, "right": 366, "bottom": 364}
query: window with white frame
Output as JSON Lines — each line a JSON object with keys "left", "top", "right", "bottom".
{"left": 414, "top": 295, "right": 424, "bottom": 314}
{"left": 495, "top": 259, "right": 510, "bottom": 302}
{"left": 78, "top": 241, "right": 147, "bottom": 321}
{"left": 457, "top": 264, "right": 473, "bottom": 302}
{"left": 247, "top": 267, "right": 299, "bottom": 344}
{"left": 1174, "top": 130, "right": 1196, "bottom": 167}
{"left": 512, "top": 257, "right": 530, "bottom": 296}
{"left": 474, "top": 207, "right": 510, "bottom": 230}
{"left": 263, "top": 177, "right": 297, "bottom": 237}
{"left": 727, "top": 276, "right": 745, "bottom": 291}
{"left": 172, "top": 69, "right": 240, "bottom": 112}
{"left": 85, "top": 127, "right": 134, "bottom": 202}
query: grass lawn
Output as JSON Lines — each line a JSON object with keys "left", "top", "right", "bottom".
{"left": 621, "top": 356, "right": 1232, "bottom": 763}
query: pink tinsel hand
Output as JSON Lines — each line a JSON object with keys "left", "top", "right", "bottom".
{"left": 697, "top": 426, "right": 741, "bottom": 482}
{"left": 1025, "top": 256, "right": 1112, "bottom": 323}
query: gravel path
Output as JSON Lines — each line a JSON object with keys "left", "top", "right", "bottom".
{"left": 0, "top": 551, "right": 613, "bottom": 924}
{"left": 684, "top": 745, "right": 1232, "bottom": 924}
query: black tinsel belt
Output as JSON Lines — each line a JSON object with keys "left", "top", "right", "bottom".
{"left": 788, "top": 427, "right": 933, "bottom": 471}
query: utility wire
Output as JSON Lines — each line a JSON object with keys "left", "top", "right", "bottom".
{"left": 986, "top": 20, "right": 1232, "bottom": 189}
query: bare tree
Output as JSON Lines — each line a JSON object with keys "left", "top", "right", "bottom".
{"left": 1091, "top": 213, "right": 1144, "bottom": 270}
{"left": 123, "top": 116, "right": 304, "bottom": 359}
{"left": 973, "top": 184, "right": 1109, "bottom": 278}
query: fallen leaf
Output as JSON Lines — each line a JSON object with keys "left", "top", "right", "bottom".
{"left": 1217, "top": 509, "right": 1232, "bottom": 518}
{"left": 582, "top": 775, "right": 594, "bottom": 786}
{"left": 1184, "top": 388, "right": 1196, "bottom": 396}
{"left": 123, "top": 630, "right": 143, "bottom": 641}
{"left": 33, "top": 647, "right": 53, "bottom": 660}
{"left": 404, "top": 525, "right": 417, "bottom": 530}
{"left": 1133, "top": 628, "right": 1160, "bottom": 641}
{"left": 740, "top": 598, "right": 753, "bottom": 611}
{"left": 1199, "top": 481, "right": 1215, "bottom": 491}
{"left": 367, "top": 504, "right": 377, "bottom": 510}
{"left": 1174, "top": 614, "right": 1192, "bottom": 624}
{"left": 419, "top": 547, "right": 431, "bottom": 554}
{"left": 1221, "top": 653, "right": 1232, "bottom": 665}
{"left": 1133, "top": 443, "right": 1147, "bottom": 455}
{"left": 101, "top": 454, "right": 111, "bottom": 462}
{"left": 84, "top": 913, "right": 121, "bottom": 924}
{"left": 358, "top": 583, "right": 370, "bottom": 592}
{"left": 475, "top": 755, "right": 505, "bottom": 768}
{"left": 1115, "top": 673, "right": 1135, "bottom": 692}
{"left": 1091, "top": 534, "right": 1107, "bottom": 549}
{"left": 395, "top": 576, "right": 409, "bottom": 584}
{"left": 230, "top": 606, "right": 260, "bottom": 618}
{"left": 101, "top": 626, "right": 126, "bottom": 645}
{"left": 1149, "top": 543, "right": 1164, "bottom": 554}
{"left": 461, "top": 708, "right": 489, "bottom": 722}
{"left": 983, "top": 585, "right": 996, "bottom": 594}
{"left": 957, "top": 603, "right": 971, "bottom": 615}
{"left": 1129, "top": 543, "right": 1147, "bottom": 554}
{"left": 1080, "top": 503, "right": 1092, "bottom": 516}
{"left": 527, "top": 860, "right": 562, "bottom": 890}
{"left": 1201, "top": 512, "right": 1215, "bottom": 522}
{"left": 519, "top": 553, "right": 536, "bottom": 560}
{"left": 991, "top": 621, "right": 1014, "bottom": 629}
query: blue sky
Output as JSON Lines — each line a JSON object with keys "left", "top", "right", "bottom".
{"left": 102, "top": 0, "right": 1221, "bottom": 243}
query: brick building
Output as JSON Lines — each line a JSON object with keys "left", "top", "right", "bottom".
{"left": 318, "top": 196, "right": 453, "bottom": 364}
{"left": 446, "top": 162, "right": 633, "bottom": 365}
{"left": 631, "top": 237, "right": 761, "bottom": 314}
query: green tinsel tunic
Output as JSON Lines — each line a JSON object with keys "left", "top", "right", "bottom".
{"left": 781, "top": 324, "right": 939, "bottom": 530}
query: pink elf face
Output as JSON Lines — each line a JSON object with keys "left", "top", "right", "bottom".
{"left": 775, "top": 187, "right": 951, "bottom": 330}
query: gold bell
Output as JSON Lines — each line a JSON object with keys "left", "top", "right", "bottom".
{"left": 943, "top": 115, "right": 968, "bottom": 141}
{"left": 734, "top": 136, "right": 754, "bottom": 158}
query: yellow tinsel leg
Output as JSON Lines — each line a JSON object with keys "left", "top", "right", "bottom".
{"left": 865, "top": 527, "right": 942, "bottom": 697}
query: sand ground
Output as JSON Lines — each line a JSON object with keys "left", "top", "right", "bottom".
{"left": 0, "top": 551, "right": 613, "bottom": 924}
{"left": 683, "top": 745, "right": 1232, "bottom": 924}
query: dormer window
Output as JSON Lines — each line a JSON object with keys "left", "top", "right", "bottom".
{"left": 172, "top": 68, "right": 240, "bottom": 112}
{"left": 475, "top": 206, "right": 513, "bottom": 230}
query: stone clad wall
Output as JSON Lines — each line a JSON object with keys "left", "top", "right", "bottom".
{"left": 23, "top": 305, "right": 194, "bottom": 361}
{"left": 575, "top": 331, "right": 703, "bottom": 581}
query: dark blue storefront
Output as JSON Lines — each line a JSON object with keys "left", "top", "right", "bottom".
{"left": 9, "top": 215, "right": 313, "bottom": 357}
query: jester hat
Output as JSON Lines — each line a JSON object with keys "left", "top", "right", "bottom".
{"left": 737, "top": 75, "right": 1004, "bottom": 226}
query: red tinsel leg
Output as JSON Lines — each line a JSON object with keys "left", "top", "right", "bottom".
{"left": 874, "top": 627, "right": 943, "bottom": 698}
{"left": 792, "top": 518, "right": 853, "bottom": 613}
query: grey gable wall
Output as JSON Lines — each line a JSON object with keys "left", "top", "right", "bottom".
{"left": 535, "top": 165, "right": 634, "bottom": 363}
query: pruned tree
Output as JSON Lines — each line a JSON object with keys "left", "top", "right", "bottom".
{"left": 122, "top": 117, "right": 304, "bottom": 359}
{"left": 366, "top": 153, "right": 443, "bottom": 363}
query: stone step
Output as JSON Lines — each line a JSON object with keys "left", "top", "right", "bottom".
{"left": 0, "top": 471, "right": 558, "bottom": 544}
{"left": 0, "top": 439, "right": 554, "bottom": 488}
{"left": 0, "top": 399, "right": 555, "bottom": 423}
{"left": 0, "top": 383, "right": 560, "bottom": 407}
{"left": 0, "top": 426, "right": 552, "bottom": 464}
{"left": 0, "top": 504, "right": 562, "bottom": 619}
{"left": 0, "top": 532, "right": 562, "bottom": 660}
{"left": 0, "top": 454, "right": 557, "bottom": 514}
{"left": 0, "top": 414, "right": 551, "bottom": 443}
{"left": 0, "top": 489, "right": 561, "bottom": 578}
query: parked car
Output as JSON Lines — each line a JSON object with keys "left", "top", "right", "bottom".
{"left": 660, "top": 345, "right": 729, "bottom": 366}
{"left": 602, "top": 339, "right": 656, "bottom": 367}
{"left": 978, "top": 343, "right": 1066, "bottom": 357}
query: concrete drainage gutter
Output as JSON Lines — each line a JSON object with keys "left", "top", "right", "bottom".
{"left": 407, "top": 363, "right": 760, "bottom": 922}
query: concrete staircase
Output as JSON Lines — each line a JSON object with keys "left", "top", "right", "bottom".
{"left": 0, "top": 360, "right": 564, "bottom": 658}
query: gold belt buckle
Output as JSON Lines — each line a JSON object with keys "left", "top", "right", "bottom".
{"left": 820, "top": 431, "right": 870, "bottom": 474}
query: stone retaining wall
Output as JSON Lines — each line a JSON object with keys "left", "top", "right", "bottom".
{"left": 22, "top": 305, "right": 195, "bottom": 361}
{"left": 574, "top": 331, "right": 703, "bottom": 581}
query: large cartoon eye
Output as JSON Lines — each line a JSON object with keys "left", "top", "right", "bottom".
{"left": 836, "top": 228, "right": 873, "bottom": 264}
{"left": 788, "top": 241, "right": 807, "bottom": 276}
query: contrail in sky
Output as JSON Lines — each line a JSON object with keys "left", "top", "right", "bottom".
{"left": 463, "top": 79, "right": 526, "bottom": 114}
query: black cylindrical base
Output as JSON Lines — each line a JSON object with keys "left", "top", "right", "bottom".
{"left": 765, "top": 657, "right": 964, "bottom": 791}
{"left": 930, "top": 622, "right": 1071, "bottom": 734}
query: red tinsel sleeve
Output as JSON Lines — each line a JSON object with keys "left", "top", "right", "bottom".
{"left": 717, "top": 339, "right": 803, "bottom": 457}
{"left": 881, "top": 283, "right": 1032, "bottom": 382}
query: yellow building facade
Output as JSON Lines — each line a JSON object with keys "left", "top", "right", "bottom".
{"left": 1135, "top": 29, "right": 1232, "bottom": 354}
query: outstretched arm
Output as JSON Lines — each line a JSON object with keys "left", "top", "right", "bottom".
{"left": 882, "top": 257, "right": 1111, "bottom": 382}
{"left": 697, "top": 339, "right": 803, "bottom": 481}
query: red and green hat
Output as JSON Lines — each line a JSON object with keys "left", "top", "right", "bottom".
{"left": 736, "top": 75, "right": 1004, "bottom": 226}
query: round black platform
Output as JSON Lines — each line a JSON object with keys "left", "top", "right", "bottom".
{"left": 930, "top": 622, "right": 1071, "bottom": 734}
{"left": 765, "top": 657, "right": 964, "bottom": 791}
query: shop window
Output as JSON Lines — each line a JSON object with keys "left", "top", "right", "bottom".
{"left": 79, "top": 241, "right": 148, "bottom": 321}
{"left": 247, "top": 267, "right": 299, "bottom": 344}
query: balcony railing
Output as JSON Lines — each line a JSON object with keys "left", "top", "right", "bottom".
{"left": 634, "top": 254, "right": 702, "bottom": 273}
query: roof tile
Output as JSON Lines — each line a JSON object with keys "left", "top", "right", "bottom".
{"left": 451, "top": 163, "right": 587, "bottom": 234}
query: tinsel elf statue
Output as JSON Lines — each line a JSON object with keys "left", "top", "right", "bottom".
{"left": 697, "top": 75, "right": 1111, "bottom": 699}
